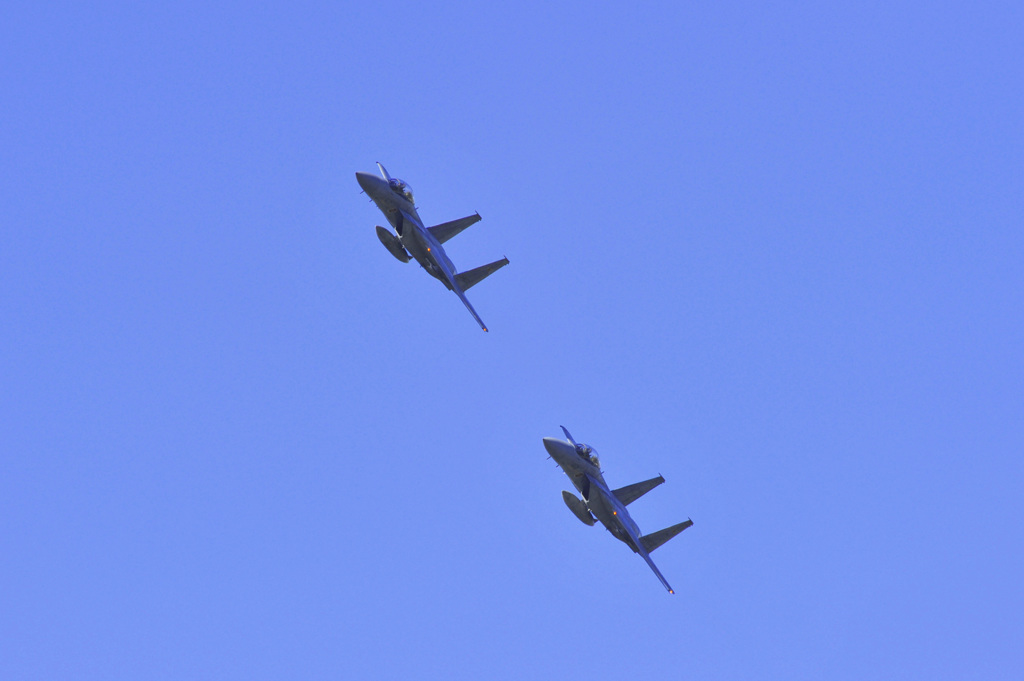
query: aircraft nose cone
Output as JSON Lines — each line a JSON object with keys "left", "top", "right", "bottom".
{"left": 543, "top": 437, "right": 573, "bottom": 461}
{"left": 355, "top": 171, "right": 380, "bottom": 194}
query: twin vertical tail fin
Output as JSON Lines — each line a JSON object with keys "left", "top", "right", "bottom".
{"left": 640, "top": 519, "right": 694, "bottom": 553}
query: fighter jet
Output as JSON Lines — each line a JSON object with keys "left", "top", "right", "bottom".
{"left": 356, "top": 163, "right": 508, "bottom": 331}
{"left": 543, "top": 426, "right": 693, "bottom": 593}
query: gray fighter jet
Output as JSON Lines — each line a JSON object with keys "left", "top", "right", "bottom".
{"left": 356, "top": 163, "right": 508, "bottom": 331}
{"left": 544, "top": 426, "right": 693, "bottom": 593}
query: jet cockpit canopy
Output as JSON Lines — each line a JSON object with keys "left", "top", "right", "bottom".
{"left": 388, "top": 178, "right": 415, "bottom": 204}
{"left": 575, "top": 443, "right": 600, "bottom": 468}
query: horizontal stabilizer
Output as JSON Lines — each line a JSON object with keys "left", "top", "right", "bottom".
{"left": 612, "top": 475, "right": 665, "bottom": 506}
{"left": 640, "top": 519, "right": 693, "bottom": 553}
{"left": 454, "top": 257, "right": 509, "bottom": 291}
{"left": 428, "top": 213, "right": 481, "bottom": 244}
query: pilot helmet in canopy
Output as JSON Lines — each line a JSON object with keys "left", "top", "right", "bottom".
{"left": 388, "top": 178, "right": 414, "bottom": 203}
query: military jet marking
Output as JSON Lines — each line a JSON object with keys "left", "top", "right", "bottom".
{"left": 544, "top": 426, "right": 693, "bottom": 594}
{"left": 356, "top": 163, "right": 508, "bottom": 331}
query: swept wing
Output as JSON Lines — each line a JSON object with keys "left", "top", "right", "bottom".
{"left": 640, "top": 519, "right": 694, "bottom": 553}
{"left": 428, "top": 213, "right": 481, "bottom": 244}
{"left": 612, "top": 475, "right": 666, "bottom": 506}
{"left": 455, "top": 257, "right": 509, "bottom": 291}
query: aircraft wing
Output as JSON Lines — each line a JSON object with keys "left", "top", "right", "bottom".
{"left": 612, "top": 475, "right": 665, "bottom": 506}
{"left": 605, "top": 485, "right": 677, "bottom": 594}
{"left": 454, "top": 257, "right": 509, "bottom": 291}
{"left": 640, "top": 519, "right": 694, "bottom": 553}
{"left": 428, "top": 213, "right": 481, "bottom": 244}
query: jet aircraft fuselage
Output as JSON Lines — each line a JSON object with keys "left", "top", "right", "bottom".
{"left": 356, "top": 164, "right": 508, "bottom": 331}
{"left": 544, "top": 436, "right": 643, "bottom": 548}
{"left": 544, "top": 427, "right": 693, "bottom": 594}
{"left": 356, "top": 171, "right": 454, "bottom": 286}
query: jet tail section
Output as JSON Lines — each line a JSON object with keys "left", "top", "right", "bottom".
{"left": 454, "top": 257, "right": 509, "bottom": 292}
{"left": 453, "top": 288, "right": 489, "bottom": 332}
{"left": 640, "top": 519, "right": 694, "bottom": 553}
{"left": 612, "top": 475, "right": 665, "bottom": 506}
{"left": 639, "top": 551, "right": 675, "bottom": 594}
{"left": 428, "top": 213, "right": 482, "bottom": 244}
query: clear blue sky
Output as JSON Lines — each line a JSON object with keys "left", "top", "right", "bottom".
{"left": 2, "top": 2, "right": 1022, "bottom": 679}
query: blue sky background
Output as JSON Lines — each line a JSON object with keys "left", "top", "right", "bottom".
{"left": 2, "top": 2, "right": 1022, "bottom": 679}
